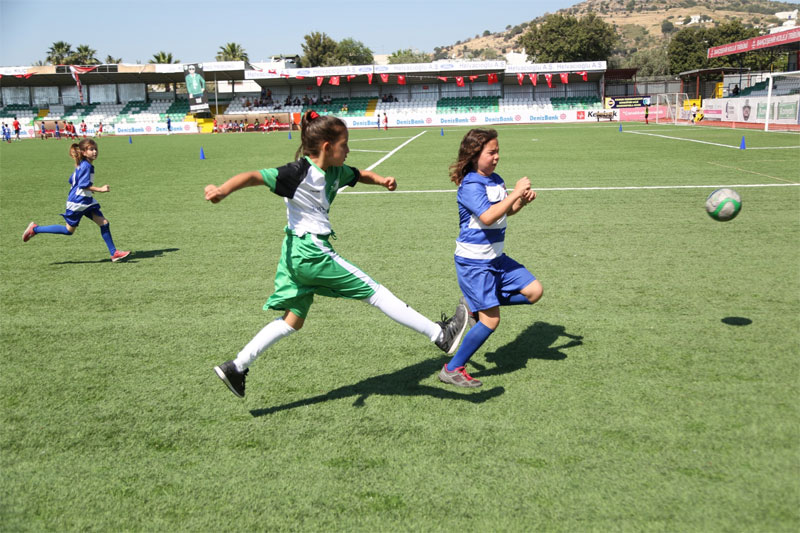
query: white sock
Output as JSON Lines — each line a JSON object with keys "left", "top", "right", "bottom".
{"left": 233, "top": 318, "right": 296, "bottom": 371}
{"left": 365, "top": 285, "right": 442, "bottom": 342}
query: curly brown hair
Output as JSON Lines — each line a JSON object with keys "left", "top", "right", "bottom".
{"left": 448, "top": 128, "right": 498, "bottom": 185}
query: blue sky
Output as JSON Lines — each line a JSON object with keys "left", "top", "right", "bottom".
{"left": 0, "top": 0, "right": 580, "bottom": 66}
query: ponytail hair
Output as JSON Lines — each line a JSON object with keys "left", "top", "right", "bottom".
{"left": 449, "top": 128, "right": 498, "bottom": 185}
{"left": 69, "top": 138, "right": 98, "bottom": 166}
{"left": 294, "top": 110, "right": 348, "bottom": 160}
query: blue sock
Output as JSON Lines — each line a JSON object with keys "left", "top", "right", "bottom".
{"left": 446, "top": 322, "right": 494, "bottom": 371}
{"left": 498, "top": 292, "right": 531, "bottom": 306}
{"left": 99, "top": 224, "right": 116, "bottom": 255}
{"left": 34, "top": 224, "right": 71, "bottom": 235}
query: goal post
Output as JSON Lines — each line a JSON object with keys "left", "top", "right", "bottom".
{"left": 654, "top": 93, "right": 690, "bottom": 125}
{"left": 764, "top": 70, "right": 800, "bottom": 132}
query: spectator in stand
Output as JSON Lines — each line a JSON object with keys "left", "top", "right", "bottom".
{"left": 254, "top": 118, "right": 260, "bottom": 131}
{"left": 732, "top": 84, "right": 740, "bottom": 96}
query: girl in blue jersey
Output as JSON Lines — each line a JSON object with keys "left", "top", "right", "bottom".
{"left": 440, "top": 128, "right": 543, "bottom": 387}
{"left": 22, "top": 138, "right": 130, "bottom": 262}
{"left": 206, "top": 110, "right": 467, "bottom": 398}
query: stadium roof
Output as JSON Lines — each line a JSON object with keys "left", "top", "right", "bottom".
{"left": 678, "top": 67, "right": 750, "bottom": 78}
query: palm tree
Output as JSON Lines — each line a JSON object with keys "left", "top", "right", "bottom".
{"left": 105, "top": 55, "right": 122, "bottom": 64}
{"left": 46, "top": 41, "right": 74, "bottom": 65}
{"left": 216, "top": 43, "right": 248, "bottom": 62}
{"left": 149, "top": 51, "right": 180, "bottom": 92}
{"left": 72, "top": 44, "right": 99, "bottom": 65}
{"left": 149, "top": 51, "right": 179, "bottom": 64}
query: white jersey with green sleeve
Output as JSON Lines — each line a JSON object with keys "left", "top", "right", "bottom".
{"left": 260, "top": 156, "right": 360, "bottom": 236}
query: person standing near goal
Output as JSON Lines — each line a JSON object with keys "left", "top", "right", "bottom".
{"left": 691, "top": 103, "right": 698, "bottom": 124}
{"left": 205, "top": 110, "right": 468, "bottom": 398}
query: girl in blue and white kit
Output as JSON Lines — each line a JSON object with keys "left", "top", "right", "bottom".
{"left": 439, "top": 128, "right": 543, "bottom": 388}
{"left": 206, "top": 110, "right": 467, "bottom": 399}
{"left": 22, "top": 139, "right": 130, "bottom": 262}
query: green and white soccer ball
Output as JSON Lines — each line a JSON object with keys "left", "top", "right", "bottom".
{"left": 705, "top": 188, "right": 742, "bottom": 221}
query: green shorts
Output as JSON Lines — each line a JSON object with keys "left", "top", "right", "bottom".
{"left": 264, "top": 228, "right": 379, "bottom": 319}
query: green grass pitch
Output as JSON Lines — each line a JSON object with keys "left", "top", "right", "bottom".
{"left": 1, "top": 124, "right": 799, "bottom": 531}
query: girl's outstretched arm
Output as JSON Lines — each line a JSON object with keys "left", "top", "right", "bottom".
{"left": 358, "top": 169, "right": 396, "bottom": 191}
{"left": 205, "top": 171, "right": 264, "bottom": 203}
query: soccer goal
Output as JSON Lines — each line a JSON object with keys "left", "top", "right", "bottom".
{"left": 764, "top": 70, "right": 800, "bottom": 132}
{"left": 654, "top": 93, "right": 690, "bottom": 125}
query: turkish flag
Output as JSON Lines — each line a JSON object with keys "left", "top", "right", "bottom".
{"left": 329, "top": 76, "right": 340, "bottom": 86}
{"left": 469, "top": 75, "right": 478, "bottom": 82}
{"left": 347, "top": 75, "right": 356, "bottom": 82}
{"left": 559, "top": 72, "right": 569, "bottom": 84}
{"left": 397, "top": 75, "right": 406, "bottom": 85}
{"left": 576, "top": 71, "right": 588, "bottom": 81}
{"left": 316, "top": 76, "right": 324, "bottom": 86}
{"left": 544, "top": 74, "right": 553, "bottom": 88}
{"left": 367, "top": 73, "right": 373, "bottom": 84}
{"left": 487, "top": 73, "right": 498, "bottom": 85}
{"left": 437, "top": 76, "right": 448, "bottom": 82}
{"left": 380, "top": 73, "right": 389, "bottom": 83}
{"left": 517, "top": 73, "right": 524, "bottom": 86}
{"left": 456, "top": 76, "right": 464, "bottom": 87}
{"left": 529, "top": 73, "right": 537, "bottom": 86}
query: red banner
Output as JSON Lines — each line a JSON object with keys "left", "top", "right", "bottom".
{"left": 380, "top": 73, "right": 389, "bottom": 83}
{"left": 707, "top": 27, "right": 800, "bottom": 58}
{"left": 517, "top": 73, "right": 525, "bottom": 86}
{"left": 367, "top": 73, "right": 373, "bottom": 84}
{"left": 559, "top": 73, "right": 569, "bottom": 84}
{"left": 529, "top": 73, "right": 537, "bottom": 86}
{"left": 544, "top": 73, "right": 553, "bottom": 88}
{"left": 329, "top": 76, "right": 340, "bottom": 86}
{"left": 488, "top": 73, "right": 498, "bottom": 85}
{"left": 456, "top": 76, "right": 464, "bottom": 87}
{"left": 576, "top": 71, "right": 588, "bottom": 81}
{"left": 316, "top": 76, "right": 324, "bottom": 86}
{"left": 397, "top": 75, "right": 406, "bottom": 85}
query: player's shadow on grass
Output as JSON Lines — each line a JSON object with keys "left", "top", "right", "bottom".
{"left": 469, "top": 321, "right": 582, "bottom": 379}
{"left": 249, "top": 356, "right": 505, "bottom": 417}
{"left": 51, "top": 248, "right": 179, "bottom": 264}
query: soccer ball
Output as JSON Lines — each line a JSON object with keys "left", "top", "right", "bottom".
{"left": 705, "top": 188, "right": 742, "bottom": 221}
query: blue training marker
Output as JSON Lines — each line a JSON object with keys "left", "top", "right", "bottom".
{"left": 200, "top": 147, "right": 206, "bottom": 159}
{"left": 739, "top": 136, "right": 746, "bottom": 150}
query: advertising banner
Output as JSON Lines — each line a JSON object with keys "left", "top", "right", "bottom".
{"left": 342, "top": 109, "right": 609, "bottom": 129}
{"left": 604, "top": 96, "right": 651, "bottom": 109}
{"left": 184, "top": 63, "right": 209, "bottom": 113}
{"left": 706, "top": 95, "right": 800, "bottom": 124}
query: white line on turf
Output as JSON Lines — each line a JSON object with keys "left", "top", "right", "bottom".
{"left": 625, "top": 129, "right": 800, "bottom": 150}
{"left": 366, "top": 130, "right": 428, "bottom": 171}
{"left": 706, "top": 162, "right": 798, "bottom": 184}
{"left": 339, "top": 183, "right": 800, "bottom": 195}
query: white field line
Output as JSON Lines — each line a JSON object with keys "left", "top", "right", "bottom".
{"left": 366, "top": 130, "right": 427, "bottom": 171}
{"left": 707, "top": 162, "right": 798, "bottom": 184}
{"left": 339, "top": 182, "right": 800, "bottom": 195}
{"left": 625, "top": 129, "right": 800, "bottom": 150}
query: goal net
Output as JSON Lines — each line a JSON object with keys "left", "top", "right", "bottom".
{"left": 654, "top": 93, "right": 690, "bottom": 125}
{"left": 765, "top": 70, "right": 800, "bottom": 132}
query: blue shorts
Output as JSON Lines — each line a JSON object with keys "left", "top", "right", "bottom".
{"left": 61, "top": 205, "right": 104, "bottom": 227}
{"left": 455, "top": 254, "right": 536, "bottom": 313}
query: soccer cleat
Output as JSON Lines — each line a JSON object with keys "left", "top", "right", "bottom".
{"left": 110, "top": 250, "right": 131, "bottom": 262}
{"left": 22, "top": 222, "right": 38, "bottom": 242}
{"left": 459, "top": 295, "right": 478, "bottom": 328}
{"left": 214, "top": 360, "right": 248, "bottom": 398}
{"left": 438, "top": 364, "right": 483, "bottom": 388}
{"left": 434, "top": 302, "right": 468, "bottom": 354}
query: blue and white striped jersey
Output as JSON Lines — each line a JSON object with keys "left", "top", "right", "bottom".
{"left": 455, "top": 171, "right": 507, "bottom": 261}
{"left": 64, "top": 160, "right": 98, "bottom": 216}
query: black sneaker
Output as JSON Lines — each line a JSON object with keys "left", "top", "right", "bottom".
{"left": 434, "top": 302, "right": 468, "bottom": 354}
{"left": 214, "top": 360, "right": 248, "bottom": 398}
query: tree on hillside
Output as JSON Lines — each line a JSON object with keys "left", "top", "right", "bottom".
{"left": 46, "top": 41, "right": 74, "bottom": 65}
{"left": 301, "top": 32, "right": 338, "bottom": 67}
{"left": 518, "top": 13, "right": 618, "bottom": 62}
{"left": 329, "top": 38, "right": 373, "bottom": 66}
{"left": 666, "top": 26, "right": 709, "bottom": 74}
{"left": 72, "top": 45, "right": 99, "bottom": 65}
{"left": 216, "top": 42, "right": 248, "bottom": 62}
{"left": 388, "top": 49, "right": 432, "bottom": 64}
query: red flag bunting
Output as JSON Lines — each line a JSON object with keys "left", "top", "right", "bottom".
{"left": 295, "top": 75, "right": 305, "bottom": 80}
{"left": 329, "top": 76, "right": 340, "bottom": 86}
{"left": 559, "top": 72, "right": 569, "bottom": 84}
{"left": 456, "top": 76, "right": 464, "bottom": 87}
{"left": 397, "top": 75, "right": 406, "bottom": 85}
{"left": 469, "top": 75, "right": 479, "bottom": 82}
{"left": 15, "top": 73, "right": 35, "bottom": 79}
{"left": 529, "top": 73, "right": 537, "bottom": 86}
{"left": 576, "top": 71, "right": 588, "bottom": 81}
{"left": 367, "top": 73, "right": 373, "bottom": 84}
{"left": 517, "top": 73, "right": 524, "bottom": 86}
{"left": 347, "top": 75, "right": 356, "bottom": 82}
{"left": 487, "top": 73, "right": 498, "bottom": 85}
{"left": 380, "top": 73, "right": 389, "bottom": 83}
{"left": 544, "top": 73, "right": 553, "bottom": 88}
{"left": 437, "top": 76, "right": 448, "bottom": 82}
{"left": 316, "top": 76, "right": 324, "bottom": 86}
